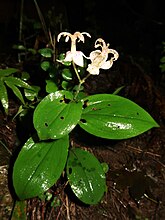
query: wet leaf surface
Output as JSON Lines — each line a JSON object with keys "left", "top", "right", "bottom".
{"left": 0, "top": 56, "right": 165, "bottom": 219}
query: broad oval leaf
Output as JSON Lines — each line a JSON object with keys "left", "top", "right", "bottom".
{"left": 33, "top": 90, "right": 82, "bottom": 140}
{"left": 79, "top": 94, "right": 159, "bottom": 139}
{"left": 38, "top": 48, "right": 53, "bottom": 58}
{"left": 41, "top": 61, "right": 51, "bottom": 71}
{"left": 13, "top": 136, "right": 69, "bottom": 200}
{"left": 62, "top": 68, "right": 73, "bottom": 81}
{"left": 67, "top": 148, "right": 106, "bottom": 205}
{"left": 46, "top": 80, "right": 58, "bottom": 93}
{"left": 61, "top": 80, "right": 69, "bottom": 90}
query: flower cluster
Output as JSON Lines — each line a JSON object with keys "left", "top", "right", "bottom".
{"left": 57, "top": 31, "right": 119, "bottom": 75}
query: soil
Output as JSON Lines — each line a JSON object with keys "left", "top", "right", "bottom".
{"left": 0, "top": 54, "right": 165, "bottom": 220}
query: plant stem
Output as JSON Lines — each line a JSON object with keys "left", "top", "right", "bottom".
{"left": 74, "top": 82, "right": 83, "bottom": 100}
{"left": 72, "top": 62, "right": 92, "bottom": 99}
{"left": 82, "top": 72, "right": 91, "bottom": 82}
{"left": 49, "top": 30, "right": 56, "bottom": 63}
{"left": 72, "top": 61, "right": 82, "bottom": 83}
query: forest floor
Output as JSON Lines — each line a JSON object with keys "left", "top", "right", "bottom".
{"left": 0, "top": 55, "right": 165, "bottom": 220}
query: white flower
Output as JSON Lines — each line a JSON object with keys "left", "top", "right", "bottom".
{"left": 57, "top": 31, "right": 91, "bottom": 67}
{"left": 87, "top": 38, "right": 119, "bottom": 75}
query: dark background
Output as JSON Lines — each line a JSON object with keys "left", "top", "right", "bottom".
{"left": 0, "top": 0, "right": 165, "bottom": 77}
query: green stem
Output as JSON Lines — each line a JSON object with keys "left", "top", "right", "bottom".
{"left": 72, "top": 61, "right": 82, "bottom": 83}
{"left": 82, "top": 72, "right": 91, "bottom": 82}
{"left": 74, "top": 82, "right": 83, "bottom": 100}
{"left": 72, "top": 62, "right": 92, "bottom": 100}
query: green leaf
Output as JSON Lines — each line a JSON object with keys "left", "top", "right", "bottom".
{"left": 38, "top": 48, "right": 53, "bottom": 58}
{"left": 62, "top": 68, "right": 73, "bottom": 81}
{"left": 79, "top": 94, "right": 159, "bottom": 139}
{"left": 27, "top": 48, "right": 37, "bottom": 55}
{"left": 58, "top": 53, "right": 65, "bottom": 60}
{"left": 113, "top": 85, "right": 125, "bottom": 95}
{"left": 21, "top": 72, "right": 30, "bottom": 81}
{"left": 4, "top": 76, "right": 34, "bottom": 90}
{"left": 61, "top": 80, "right": 69, "bottom": 90}
{"left": 46, "top": 80, "right": 58, "bottom": 93}
{"left": 5, "top": 81, "right": 25, "bottom": 105}
{"left": 62, "top": 61, "right": 72, "bottom": 66}
{"left": 33, "top": 90, "right": 83, "bottom": 140}
{"left": 66, "top": 148, "right": 106, "bottom": 205}
{"left": 13, "top": 136, "right": 69, "bottom": 200}
{"left": 13, "top": 44, "right": 26, "bottom": 50}
{"left": 159, "top": 64, "right": 165, "bottom": 72}
{"left": 11, "top": 200, "right": 27, "bottom": 220}
{"left": 24, "top": 85, "right": 40, "bottom": 101}
{"left": 0, "top": 79, "right": 8, "bottom": 114}
{"left": 41, "top": 61, "right": 51, "bottom": 71}
{"left": 101, "top": 162, "right": 109, "bottom": 173}
{"left": 75, "top": 91, "right": 87, "bottom": 100}
{"left": 73, "top": 84, "right": 84, "bottom": 92}
{"left": 0, "top": 68, "right": 18, "bottom": 77}
{"left": 12, "top": 105, "right": 24, "bottom": 120}
{"left": 160, "top": 56, "right": 165, "bottom": 63}
{"left": 57, "top": 54, "right": 71, "bottom": 66}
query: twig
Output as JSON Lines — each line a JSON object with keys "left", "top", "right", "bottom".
{"left": 48, "top": 30, "right": 56, "bottom": 63}
{"left": 126, "top": 145, "right": 161, "bottom": 157}
{"left": 126, "top": 145, "right": 165, "bottom": 169}
{"left": 66, "top": 195, "right": 71, "bottom": 220}
{"left": 18, "top": 0, "right": 24, "bottom": 63}
{"left": 33, "top": 0, "right": 49, "bottom": 41}
{"left": 56, "top": 202, "right": 64, "bottom": 220}
{"left": 0, "top": 140, "right": 12, "bottom": 155}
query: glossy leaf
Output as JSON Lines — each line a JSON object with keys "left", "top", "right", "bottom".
{"left": 46, "top": 80, "right": 58, "bottom": 93}
{"left": 41, "top": 61, "right": 51, "bottom": 71}
{"left": 79, "top": 94, "right": 159, "bottom": 139}
{"left": 33, "top": 90, "right": 82, "bottom": 140}
{"left": 0, "top": 68, "right": 18, "bottom": 77}
{"left": 24, "top": 85, "right": 40, "bottom": 101}
{"left": 61, "top": 80, "right": 69, "bottom": 90}
{"left": 4, "top": 76, "right": 34, "bottom": 90}
{"left": 13, "top": 136, "right": 69, "bottom": 200}
{"left": 5, "top": 80, "right": 25, "bottom": 105}
{"left": 62, "top": 68, "right": 73, "bottom": 81}
{"left": 38, "top": 48, "right": 52, "bottom": 58}
{"left": 57, "top": 53, "right": 71, "bottom": 66}
{"left": 0, "top": 79, "right": 8, "bottom": 113}
{"left": 66, "top": 148, "right": 106, "bottom": 205}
